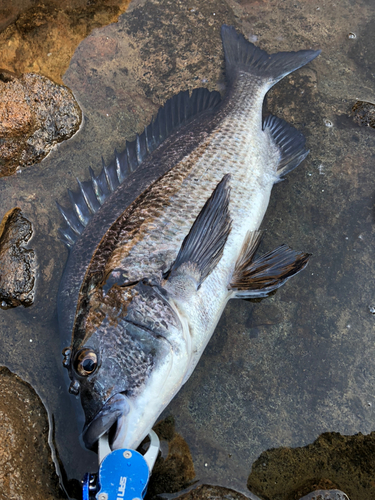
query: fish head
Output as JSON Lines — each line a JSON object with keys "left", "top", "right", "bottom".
{"left": 65, "top": 277, "right": 187, "bottom": 451}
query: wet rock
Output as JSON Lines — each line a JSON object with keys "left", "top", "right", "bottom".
{"left": 146, "top": 416, "right": 195, "bottom": 498}
{"left": 351, "top": 101, "right": 375, "bottom": 128}
{"left": 0, "top": 0, "right": 32, "bottom": 32}
{"left": 247, "top": 432, "right": 375, "bottom": 500}
{"left": 0, "top": 365, "right": 63, "bottom": 499}
{"left": 63, "top": 0, "right": 238, "bottom": 165}
{"left": 300, "top": 490, "right": 350, "bottom": 500}
{"left": 1, "top": 0, "right": 375, "bottom": 497}
{"left": 0, "top": 207, "right": 35, "bottom": 309}
{"left": 0, "top": 72, "right": 81, "bottom": 176}
{"left": 246, "top": 304, "right": 284, "bottom": 328}
{"left": 171, "top": 485, "right": 249, "bottom": 500}
{"left": 0, "top": 0, "right": 131, "bottom": 84}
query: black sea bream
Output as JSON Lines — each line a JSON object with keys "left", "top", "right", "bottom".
{"left": 58, "top": 25, "right": 320, "bottom": 452}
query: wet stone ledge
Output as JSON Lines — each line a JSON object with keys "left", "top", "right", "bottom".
{"left": 300, "top": 491, "right": 350, "bottom": 500}
{"left": 247, "top": 432, "right": 375, "bottom": 500}
{"left": 0, "top": 207, "right": 36, "bottom": 309}
{"left": 0, "top": 71, "right": 81, "bottom": 177}
{"left": 146, "top": 416, "right": 195, "bottom": 498}
{"left": 170, "top": 485, "right": 249, "bottom": 500}
{"left": 0, "top": 366, "right": 63, "bottom": 500}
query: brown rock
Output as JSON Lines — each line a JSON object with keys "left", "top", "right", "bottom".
{"left": 0, "top": 0, "right": 131, "bottom": 84}
{"left": 0, "top": 0, "right": 33, "bottom": 32}
{"left": 173, "top": 485, "right": 249, "bottom": 500}
{"left": 299, "top": 490, "right": 350, "bottom": 500}
{"left": 0, "top": 366, "right": 63, "bottom": 500}
{"left": 247, "top": 432, "right": 375, "bottom": 500}
{"left": 352, "top": 101, "right": 375, "bottom": 129}
{"left": 147, "top": 417, "right": 196, "bottom": 498}
{"left": 0, "top": 72, "right": 81, "bottom": 176}
{"left": 0, "top": 207, "right": 35, "bottom": 309}
{"left": 0, "top": 76, "right": 33, "bottom": 137}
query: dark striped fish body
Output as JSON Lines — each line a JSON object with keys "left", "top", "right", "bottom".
{"left": 58, "top": 26, "right": 319, "bottom": 452}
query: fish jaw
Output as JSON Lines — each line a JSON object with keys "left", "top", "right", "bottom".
{"left": 82, "top": 392, "right": 130, "bottom": 450}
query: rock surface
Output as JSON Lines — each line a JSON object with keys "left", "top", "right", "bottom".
{"left": 0, "top": 0, "right": 131, "bottom": 84}
{"left": 0, "top": 207, "right": 35, "bottom": 309}
{"left": 300, "top": 491, "right": 350, "bottom": 500}
{"left": 147, "top": 417, "right": 195, "bottom": 498}
{"left": 172, "top": 485, "right": 249, "bottom": 500}
{"left": 0, "top": 366, "right": 63, "bottom": 500}
{"left": 0, "top": 72, "right": 81, "bottom": 177}
{"left": 0, "top": 0, "right": 375, "bottom": 499}
{"left": 248, "top": 432, "right": 374, "bottom": 500}
{"left": 351, "top": 101, "right": 375, "bottom": 128}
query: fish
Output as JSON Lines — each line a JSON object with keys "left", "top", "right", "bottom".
{"left": 58, "top": 25, "right": 320, "bottom": 453}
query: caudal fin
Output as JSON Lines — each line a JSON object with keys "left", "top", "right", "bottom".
{"left": 221, "top": 25, "right": 320, "bottom": 87}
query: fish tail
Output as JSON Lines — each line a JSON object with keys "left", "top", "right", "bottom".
{"left": 221, "top": 25, "right": 320, "bottom": 88}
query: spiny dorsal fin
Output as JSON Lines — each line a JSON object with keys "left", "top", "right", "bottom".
{"left": 58, "top": 87, "right": 222, "bottom": 248}
{"left": 230, "top": 231, "right": 310, "bottom": 298}
{"left": 221, "top": 25, "right": 320, "bottom": 87}
{"left": 167, "top": 174, "right": 232, "bottom": 290}
{"left": 263, "top": 114, "right": 309, "bottom": 180}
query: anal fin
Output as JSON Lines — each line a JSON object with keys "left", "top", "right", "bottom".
{"left": 230, "top": 231, "right": 310, "bottom": 298}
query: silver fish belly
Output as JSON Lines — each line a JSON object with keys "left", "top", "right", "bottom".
{"left": 58, "top": 25, "right": 320, "bottom": 452}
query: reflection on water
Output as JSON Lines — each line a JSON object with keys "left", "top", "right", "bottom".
{"left": 1, "top": 0, "right": 375, "bottom": 499}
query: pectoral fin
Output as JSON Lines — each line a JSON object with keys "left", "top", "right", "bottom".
{"left": 230, "top": 231, "right": 310, "bottom": 298}
{"left": 164, "top": 174, "right": 232, "bottom": 299}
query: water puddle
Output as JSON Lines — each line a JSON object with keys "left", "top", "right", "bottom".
{"left": 1, "top": 0, "right": 375, "bottom": 499}
{"left": 0, "top": 0, "right": 131, "bottom": 83}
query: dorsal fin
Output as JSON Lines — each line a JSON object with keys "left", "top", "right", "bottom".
{"left": 57, "top": 87, "right": 222, "bottom": 248}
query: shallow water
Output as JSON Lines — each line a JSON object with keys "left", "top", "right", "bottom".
{"left": 1, "top": 0, "right": 375, "bottom": 499}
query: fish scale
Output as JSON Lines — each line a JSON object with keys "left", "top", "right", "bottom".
{"left": 105, "top": 83, "right": 276, "bottom": 284}
{"left": 59, "top": 25, "right": 320, "bottom": 452}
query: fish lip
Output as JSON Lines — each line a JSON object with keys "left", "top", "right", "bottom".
{"left": 82, "top": 392, "right": 130, "bottom": 450}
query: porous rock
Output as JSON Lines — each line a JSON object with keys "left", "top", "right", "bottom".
{"left": 171, "top": 485, "right": 249, "bottom": 500}
{"left": 0, "top": 207, "right": 35, "bottom": 309}
{"left": 146, "top": 416, "right": 196, "bottom": 498}
{"left": 351, "top": 101, "right": 375, "bottom": 128}
{"left": 299, "top": 490, "right": 350, "bottom": 500}
{"left": 247, "top": 432, "right": 375, "bottom": 500}
{"left": 0, "top": 366, "right": 63, "bottom": 500}
{"left": 0, "top": 71, "right": 81, "bottom": 177}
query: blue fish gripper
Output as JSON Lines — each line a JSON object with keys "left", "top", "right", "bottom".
{"left": 82, "top": 430, "right": 160, "bottom": 500}
{"left": 96, "top": 448, "right": 149, "bottom": 500}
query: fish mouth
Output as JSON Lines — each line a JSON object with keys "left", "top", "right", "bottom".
{"left": 82, "top": 392, "right": 130, "bottom": 451}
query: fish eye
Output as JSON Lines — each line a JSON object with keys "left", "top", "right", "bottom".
{"left": 74, "top": 349, "right": 98, "bottom": 377}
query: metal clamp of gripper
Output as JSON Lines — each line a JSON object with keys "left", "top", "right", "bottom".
{"left": 82, "top": 430, "right": 160, "bottom": 500}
